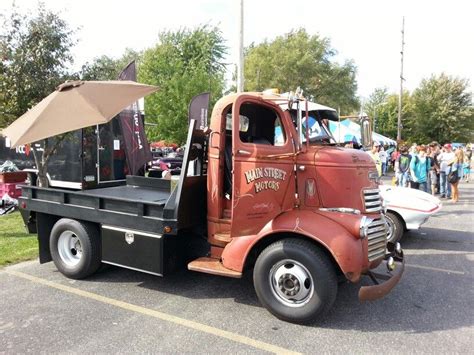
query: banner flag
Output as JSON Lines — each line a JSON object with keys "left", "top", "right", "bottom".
{"left": 117, "top": 61, "right": 152, "bottom": 175}
{"left": 188, "top": 92, "right": 210, "bottom": 130}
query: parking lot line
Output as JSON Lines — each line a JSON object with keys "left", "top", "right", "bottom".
{"left": 405, "top": 263, "right": 466, "bottom": 275}
{"left": 5, "top": 269, "right": 300, "bottom": 355}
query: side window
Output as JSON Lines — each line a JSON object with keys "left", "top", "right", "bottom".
{"left": 226, "top": 113, "right": 249, "bottom": 132}
{"left": 274, "top": 117, "right": 285, "bottom": 146}
{"left": 238, "top": 103, "right": 286, "bottom": 146}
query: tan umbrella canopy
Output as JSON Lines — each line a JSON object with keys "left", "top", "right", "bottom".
{"left": 1, "top": 80, "right": 159, "bottom": 148}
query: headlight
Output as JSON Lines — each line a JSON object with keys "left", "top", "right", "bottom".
{"left": 359, "top": 216, "right": 373, "bottom": 239}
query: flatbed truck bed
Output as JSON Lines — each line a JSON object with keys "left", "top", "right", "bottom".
{"left": 21, "top": 176, "right": 176, "bottom": 234}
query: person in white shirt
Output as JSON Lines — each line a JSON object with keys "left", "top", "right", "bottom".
{"left": 378, "top": 146, "right": 388, "bottom": 176}
{"left": 438, "top": 144, "right": 455, "bottom": 198}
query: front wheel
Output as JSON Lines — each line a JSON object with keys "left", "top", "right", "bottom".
{"left": 50, "top": 218, "right": 101, "bottom": 279}
{"left": 253, "top": 238, "right": 337, "bottom": 324}
{"left": 385, "top": 211, "right": 404, "bottom": 243}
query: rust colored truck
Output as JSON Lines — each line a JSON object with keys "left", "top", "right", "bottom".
{"left": 19, "top": 91, "right": 404, "bottom": 324}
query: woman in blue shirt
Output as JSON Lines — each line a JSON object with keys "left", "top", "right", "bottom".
{"left": 410, "top": 146, "right": 430, "bottom": 192}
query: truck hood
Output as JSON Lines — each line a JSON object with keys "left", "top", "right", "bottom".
{"left": 309, "top": 146, "right": 379, "bottom": 212}
{"left": 314, "top": 146, "right": 374, "bottom": 167}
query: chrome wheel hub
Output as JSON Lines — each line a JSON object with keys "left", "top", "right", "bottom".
{"left": 270, "top": 259, "right": 314, "bottom": 307}
{"left": 58, "top": 231, "right": 82, "bottom": 267}
{"left": 386, "top": 218, "right": 394, "bottom": 240}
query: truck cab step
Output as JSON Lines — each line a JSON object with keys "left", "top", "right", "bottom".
{"left": 213, "top": 232, "right": 231, "bottom": 243}
{"left": 188, "top": 257, "right": 242, "bottom": 278}
{"left": 223, "top": 209, "right": 231, "bottom": 219}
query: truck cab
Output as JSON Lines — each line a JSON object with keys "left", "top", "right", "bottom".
{"left": 199, "top": 91, "right": 403, "bottom": 321}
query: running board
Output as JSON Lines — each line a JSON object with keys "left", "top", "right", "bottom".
{"left": 188, "top": 257, "right": 242, "bottom": 278}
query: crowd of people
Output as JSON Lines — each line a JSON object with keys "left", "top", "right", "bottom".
{"left": 368, "top": 142, "right": 472, "bottom": 203}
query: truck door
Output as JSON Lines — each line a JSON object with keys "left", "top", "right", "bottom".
{"left": 231, "top": 96, "right": 295, "bottom": 237}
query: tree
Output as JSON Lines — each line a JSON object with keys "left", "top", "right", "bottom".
{"left": 243, "top": 29, "right": 359, "bottom": 114}
{"left": 0, "top": 4, "right": 77, "bottom": 186}
{"left": 364, "top": 88, "right": 388, "bottom": 122}
{"left": 80, "top": 48, "right": 142, "bottom": 80}
{"left": 0, "top": 3, "right": 76, "bottom": 127}
{"left": 364, "top": 88, "right": 413, "bottom": 141}
{"left": 139, "top": 25, "right": 227, "bottom": 144}
{"left": 410, "top": 74, "right": 473, "bottom": 143}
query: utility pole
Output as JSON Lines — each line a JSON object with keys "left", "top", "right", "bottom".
{"left": 237, "top": 0, "right": 244, "bottom": 92}
{"left": 397, "top": 17, "right": 405, "bottom": 141}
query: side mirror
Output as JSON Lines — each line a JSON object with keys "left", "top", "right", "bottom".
{"left": 360, "top": 117, "right": 372, "bottom": 149}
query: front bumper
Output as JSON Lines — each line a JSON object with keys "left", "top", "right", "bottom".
{"left": 359, "top": 242, "right": 405, "bottom": 301}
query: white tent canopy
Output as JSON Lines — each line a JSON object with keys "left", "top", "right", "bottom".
{"left": 329, "top": 120, "right": 397, "bottom": 145}
{"left": 269, "top": 94, "right": 397, "bottom": 145}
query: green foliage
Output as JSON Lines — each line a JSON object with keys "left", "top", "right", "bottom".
{"left": 139, "top": 26, "right": 227, "bottom": 144}
{"left": 244, "top": 29, "right": 359, "bottom": 114}
{"left": 365, "top": 88, "right": 413, "bottom": 140}
{"left": 80, "top": 48, "right": 142, "bottom": 80}
{"left": 410, "top": 74, "right": 473, "bottom": 143}
{"left": 0, "top": 212, "right": 37, "bottom": 266}
{"left": 364, "top": 88, "right": 389, "bottom": 120}
{"left": 0, "top": 3, "right": 76, "bottom": 128}
{"left": 366, "top": 74, "right": 473, "bottom": 143}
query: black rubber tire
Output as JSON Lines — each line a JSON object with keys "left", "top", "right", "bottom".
{"left": 49, "top": 218, "right": 101, "bottom": 279}
{"left": 385, "top": 211, "right": 404, "bottom": 243}
{"left": 253, "top": 238, "right": 338, "bottom": 324}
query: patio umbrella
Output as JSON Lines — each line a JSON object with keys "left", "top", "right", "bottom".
{"left": 1, "top": 80, "right": 158, "bottom": 148}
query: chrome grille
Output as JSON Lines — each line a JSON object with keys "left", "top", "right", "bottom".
{"left": 367, "top": 218, "right": 388, "bottom": 261}
{"left": 363, "top": 188, "right": 382, "bottom": 213}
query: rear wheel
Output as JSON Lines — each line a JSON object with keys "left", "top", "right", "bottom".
{"left": 385, "top": 211, "right": 404, "bottom": 243}
{"left": 50, "top": 218, "right": 101, "bottom": 279}
{"left": 253, "top": 238, "right": 337, "bottom": 324}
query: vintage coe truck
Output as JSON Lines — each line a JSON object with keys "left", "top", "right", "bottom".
{"left": 19, "top": 91, "right": 404, "bottom": 323}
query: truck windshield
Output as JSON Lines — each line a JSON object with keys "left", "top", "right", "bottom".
{"left": 301, "top": 116, "right": 336, "bottom": 144}
{"left": 282, "top": 111, "right": 337, "bottom": 145}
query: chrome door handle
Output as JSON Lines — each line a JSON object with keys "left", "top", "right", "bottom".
{"left": 237, "top": 149, "right": 251, "bottom": 155}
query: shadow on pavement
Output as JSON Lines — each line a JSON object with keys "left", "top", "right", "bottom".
{"left": 80, "top": 242, "right": 473, "bottom": 334}
{"left": 402, "top": 227, "right": 474, "bottom": 252}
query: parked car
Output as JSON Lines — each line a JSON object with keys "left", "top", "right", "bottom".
{"left": 379, "top": 184, "right": 442, "bottom": 242}
{"left": 147, "top": 150, "right": 183, "bottom": 178}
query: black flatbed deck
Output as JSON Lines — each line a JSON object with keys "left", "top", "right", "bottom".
{"left": 81, "top": 183, "right": 170, "bottom": 205}
{"left": 20, "top": 176, "right": 176, "bottom": 234}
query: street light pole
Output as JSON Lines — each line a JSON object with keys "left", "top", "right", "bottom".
{"left": 397, "top": 17, "right": 405, "bottom": 141}
{"left": 237, "top": 0, "right": 244, "bottom": 92}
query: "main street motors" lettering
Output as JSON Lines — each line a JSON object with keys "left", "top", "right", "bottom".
{"left": 244, "top": 167, "right": 287, "bottom": 193}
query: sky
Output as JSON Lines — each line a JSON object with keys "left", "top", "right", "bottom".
{"left": 1, "top": 0, "right": 473, "bottom": 99}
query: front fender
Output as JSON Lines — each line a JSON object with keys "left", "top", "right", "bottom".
{"left": 221, "top": 210, "right": 367, "bottom": 282}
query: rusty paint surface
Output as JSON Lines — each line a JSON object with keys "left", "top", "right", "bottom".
{"left": 206, "top": 92, "right": 384, "bottom": 284}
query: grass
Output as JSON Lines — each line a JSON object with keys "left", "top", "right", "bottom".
{"left": 0, "top": 212, "right": 38, "bottom": 267}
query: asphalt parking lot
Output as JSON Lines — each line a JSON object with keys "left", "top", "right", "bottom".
{"left": 1, "top": 181, "right": 473, "bottom": 354}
